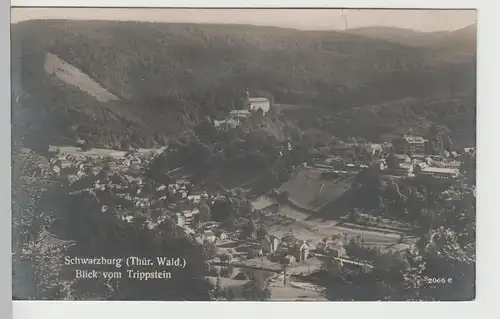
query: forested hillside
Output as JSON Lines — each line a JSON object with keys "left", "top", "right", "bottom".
{"left": 11, "top": 20, "right": 476, "bottom": 149}
{"left": 344, "top": 24, "right": 476, "bottom": 53}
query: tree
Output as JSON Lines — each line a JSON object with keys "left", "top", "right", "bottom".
{"left": 220, "top": 252, "right": 233, "bottom": 264}
{"left": 256, "top": 225, "right": 269, "bottom": 238}
{"left": 243, "top": 274, "right": 271, "bottom": 301}
{"left": 227, "top": 287, "right": 235, "bottom": 301}
{"left": 198, "top": 203, "right": 212, "bottom": 223}
{"left": 322, "top": 259, "right": 343, "bottom": 279}
{"left": 348, "top": 209, "right": 360, "bottom": 223}
{"left": 239, "top": 200, "right": 254, "bottom": 217}
{"left": 222, "top": 214, "right": 237, "bottom": 231}
{"left": 277, "top": 191, "right": 290, "bottom": 203}
{"left": 213, "top": 277, "right": 227, "bottom": 300}
{"left": 386, "top": 152, "right": 399, "bottom": 171}
{"left": 220, "top": 267, "right": 231, "bottom": 278}
{"left": 241, "top": 218, "right": 257, "bottom": 239}
{"left": 211, "top": 200, "right": 236, "bottom": 221}
{"left": 444, "top": 135, "right": 453, "bottom": 152}
{"left": 203, "top": 239, "right": 218, "bottom": 259}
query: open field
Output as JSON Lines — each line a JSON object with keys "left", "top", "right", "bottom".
{"left": 262, "top": 204, "right": 416, "bottom": 252}
{"left": 48, "top": 145, "right": 164, "bottom": 158}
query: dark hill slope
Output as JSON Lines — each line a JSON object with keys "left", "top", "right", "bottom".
{"left": 345, "top": 24, "right": 476, "bottom": 54}
{"left": 11, "top": 20, "right": 475, "bottom": 149}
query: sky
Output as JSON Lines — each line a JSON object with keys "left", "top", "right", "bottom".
{"left": 11, "top": 8, "right": 477, "bottom": 32}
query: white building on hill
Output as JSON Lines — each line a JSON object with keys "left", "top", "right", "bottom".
{"left": 245, "top": 89, "right": 271, "bottom": 115}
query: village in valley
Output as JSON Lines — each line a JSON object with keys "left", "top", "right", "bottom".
{"left": 25, "top": 88, "right": 475, "bottom": 301}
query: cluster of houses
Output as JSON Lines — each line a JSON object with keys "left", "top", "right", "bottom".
{"left": 385, "top": 134, "right": 462, "bottom": 179}
{"left": 186, "top": 226, "right": 231, "bottom": 246}
{"left": 312, "top": 132, "right": 470, "bottom": 180}
{"left": 47, "top": 147, "right": 156, "bottom": 183}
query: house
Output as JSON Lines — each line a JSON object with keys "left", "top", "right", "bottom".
{"left": 375, "top": 159, "right": 387, "bottom": 171}
{"left": 214, "top": 118, "right": 239, "bottom": 130}
{"left": 416, "top": 166, "right": 459, "bottom": 179}
{"left": 290, "top": 240, "right": 311, "bottom": 262}
{"left": 219, "top": 232, "right": 229, "bottom": 241}
{"left": 393, "top": 135, "right": 426, "bottom": 156}
{"left": 464, "top": 147, "right": 476, "bottom": 155}
{"left": 393, "top": 163, "right": 414, "bottom": 176}
{"left": 325, "top": 156, "right": 345, "bottom": 168}
{"left": 315, "top": 241, "right": 327, "bottom": 252}
{"left": 324, "top": 242, "right": 347, "bottom": 258}
{"left": 174, "top": 213, "right": 185, "bottom": 227}
{"left": 282, "top": 254, "right": 297, "bottom": 265}
{"left": 316, "top": 239, "right": 346, "bottom": 257}
{"left": 175, "top": 179, "right": 190, "bottom": 186}
{"left": 60, "top": 160, "right": 72, "bottom": 169}
{"left": 367, "top": 143, "right": 383, "bottom": 155}
{"left": 182, "top": 209, "right": 200, "bottom": 228}
{"left": 200, "top": 191, "right": 210, "bottom": 199}
{"left": 281, "top": 234, "right": 298, "bottom": 247}
{"left": 187, "top": 194, "right": 201, "bottom": 204}
{"left": 247, "top": 97, "right": 271, "bottom": 114}
{"left": 203, "top": 230, "right": 217, "bottom": 243}
{"left": 245, "top": 90, "right": 271, "bottom": 115}
{"left": 259, "top": 235, "right": 280, "bottom": 254}
{"left": 411, "top": 154, "right": 426, "bottom": 162}
{"left": 229, "top": 110, "right": 251, "bottom": 119}
{"left": 439, "top": 160, "right": 462, "bottom": 169}
{"left": 193, "top": 235, "right": 204, "bottom": 244}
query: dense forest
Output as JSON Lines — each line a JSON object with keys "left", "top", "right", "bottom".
{"left": 11, "top": 20, "right": 476, "bottom": 150}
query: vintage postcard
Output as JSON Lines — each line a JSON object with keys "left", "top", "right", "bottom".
{"left": 11, "top": 8, "right": 476, "bottom": 301}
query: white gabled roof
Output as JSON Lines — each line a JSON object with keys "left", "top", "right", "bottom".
{"left": 248, "top": 97, "right": 269, "bottom": 103}
{"left": 421, "top": 167, "right": 459, "bottom": 174}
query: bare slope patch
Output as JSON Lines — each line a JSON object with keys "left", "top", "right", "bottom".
{"left": 278, "top": 167, "right": 354, "bottom": 213}
{"left": 44, "top": 52, "right": 119, "bottom": 102}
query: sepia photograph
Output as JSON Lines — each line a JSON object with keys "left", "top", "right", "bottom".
{"left": 11, "top": 7, "right": 476, "bottom": 301}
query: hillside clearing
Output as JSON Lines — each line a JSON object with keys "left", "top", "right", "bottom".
{"left": 44, "top": 52, "right": 119, "bottom": 102}
{"left": 278, "top": 167, "right": 354, "bottom": 213}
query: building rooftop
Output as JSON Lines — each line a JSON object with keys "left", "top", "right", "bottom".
{"left": 398, "top": 163, "right": 413, "bottom": 169}
{"left": 404, "top": 135, "right": 425, "bottom": 144}
{"left": 214, "top": 118, "right": 239, "bottom": 127}
{"left": 248, "top": 97, "right": 270, "bottom": 103}
{"left": 394, "top": 154, "right": 411, "bottom": 161}
{"left": 229, "top": 110, "right": 251, "bottom": 116}
{"left": 421, "top": 167, "right": 459, "bottom": 174}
